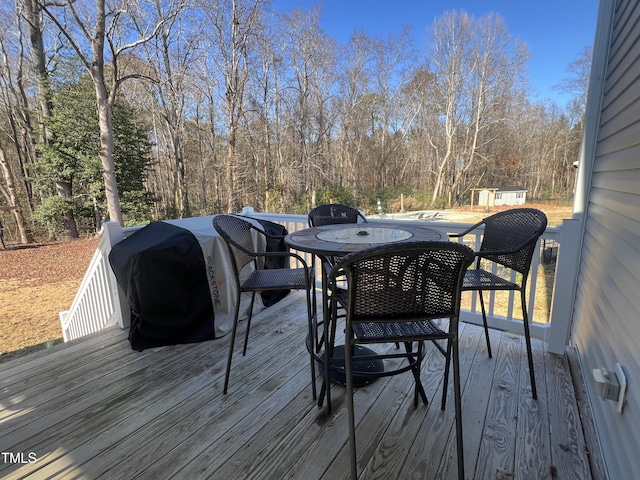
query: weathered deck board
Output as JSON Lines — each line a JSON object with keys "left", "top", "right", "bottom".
{"left": 547, "top": 350, "right": 592, "bottom": 478}
{"left": 0, "top": 291, "right": 597, "bottom": 479}
{"left": 515, "top": 330, "right": 551, "bottom": 479}
{"left": 566, "top": 348, "right": 607, "bottom": 480}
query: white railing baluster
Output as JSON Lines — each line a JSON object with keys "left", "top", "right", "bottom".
{"left": 59, "top": 221, "right": 135, "bottom": 341}
{"left": 59, "top": 210, "right": 562, "bottom": 346}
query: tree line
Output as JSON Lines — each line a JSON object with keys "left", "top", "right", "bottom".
{"left": 0, "top": 0, "right": 589, "bottom": 241}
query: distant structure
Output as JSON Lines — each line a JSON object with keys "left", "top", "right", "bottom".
{"left": 470, "top": 186, "right": 527, "bottom": 207}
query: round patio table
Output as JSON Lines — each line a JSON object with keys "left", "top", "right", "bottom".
{"left": 285, "top": 222, "right": 447, "bottom": 386}
{"left": 285, "top": 223, "right": 446, "bottom": 257}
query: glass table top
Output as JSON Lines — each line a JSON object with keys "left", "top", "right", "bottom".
{"left": 315, "top": 226, "right": 413, "bottom": 244}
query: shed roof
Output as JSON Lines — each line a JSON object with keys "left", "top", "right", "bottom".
{"left": 473, "top": 186, "right": 527, "bottom": 192}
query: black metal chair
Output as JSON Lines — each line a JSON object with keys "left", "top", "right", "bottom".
{"left": 308, "top": 203, "right": 367, "bottom": 227}
{"left": 450, "top": 208, "right": 547, "bottom": 399}
{"left": 212, "top": 214, "right": 316, "bottom": 397}
{"left": 324, "top": 241, "right": 474, "bottom": 480}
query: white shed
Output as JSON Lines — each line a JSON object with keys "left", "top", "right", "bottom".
{"left": 472, "top": 186, "right": 527, "bottom": 207}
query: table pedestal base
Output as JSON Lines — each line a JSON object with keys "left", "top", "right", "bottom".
{"left": 317, "top": 345, "right": 384, "bottom": 386}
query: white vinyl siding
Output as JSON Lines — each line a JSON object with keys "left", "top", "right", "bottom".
{"left": 571, "top": 0, "right": 640, "bottom": 478}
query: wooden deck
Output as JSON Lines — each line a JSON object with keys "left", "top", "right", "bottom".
{"left": 1, "top": 291, "right": 599, "bottom": 479}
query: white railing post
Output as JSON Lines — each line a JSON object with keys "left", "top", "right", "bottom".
{"left": 547, "top": 218, "right": 582, "bottom": 354}
{"left": 101, "top": 221, "right": 130, "bottom": 329}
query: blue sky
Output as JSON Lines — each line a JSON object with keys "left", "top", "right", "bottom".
{"left": 272, "top": 0, "right": 600, "bottom": 107}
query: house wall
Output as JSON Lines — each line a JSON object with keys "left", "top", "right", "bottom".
{"left": 571, "top": 0, "right": 640, "bottom": 478}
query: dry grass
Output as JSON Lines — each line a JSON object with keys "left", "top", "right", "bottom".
{"left": 443, "top": 202, "right": 572, "bottom": 227}
{"left": 0, "top": 237, "right": 99, "bottom": 362}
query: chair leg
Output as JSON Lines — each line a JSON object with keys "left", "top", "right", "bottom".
{"left": 452, "top": 334, "right": 465, "bottom": 480}
{"left": 322, "top": 295, "right": 339, "bottom": 413}
{"left": 312, "top": 275, "right": 319, "bottom": 351}
{"left": 405, "top": 341, "right": 428, "bottom": 407}
{"left": 478, "top": 291, "right": 493, "bottom": 358}
{"left": 242, "top": 292, "right": 257, "bottom": 356}
{"left": 318, "top": 370, "right": 326, "bottom": 408}
{"left": 441, "top": 338, "right": 452, "bottom": 410}
{"left": 521, "top": 289, "right": 537, "bottom": 400}
{"left": 318, "top": 260, "right": 330, "bottom": 353}
{"left": 306, "top": 285, "right": 317, "bottom": 400}
{"left": 317, "top": 309, "right": 328, "bottom": 409}
{"left": 317, "top": 339, "right": 328, "bottom": 410}
{"left": 317, "top": 270, "right": 329, "bottom": 410}
{"left": 223, "top": 300, "right": 243, "bottom": 394}
{"left": 345, "top": 329, "right": 358, "bottom": 480}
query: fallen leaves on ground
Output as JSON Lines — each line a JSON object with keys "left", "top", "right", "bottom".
{"left": 0, "top": 237, "right": 99, "bottom": 362}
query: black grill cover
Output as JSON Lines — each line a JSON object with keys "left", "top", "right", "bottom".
{"left": 109, "top": 222, "right": 215, "bottom": 350}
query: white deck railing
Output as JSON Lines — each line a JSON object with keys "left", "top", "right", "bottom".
{"left": 59, "top": 209, "right": 576, "bottom": 354}
{"left": 58, "top": 222, "right": 143, "bottom": 341}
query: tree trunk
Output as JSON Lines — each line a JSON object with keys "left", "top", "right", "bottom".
{"left": 93, "top": 74, "right": 124, "bottom": 226}
{"left": 226, "top": 122, "right": 237, "bottom": 213}
{"left": 0, "top": 147, "right": 33, "bottom": 243}
{"left": 89, "top": 0, "right": 123, "bottom": 226}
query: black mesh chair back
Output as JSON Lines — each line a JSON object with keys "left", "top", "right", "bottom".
{"left": 212, "top": 214, "right": 316, "bottom": 396}
{"left": 345, "top": 244, "right": 468, "bottom": 321}
{"left": 451, "top": 207, "right": 547, "bottom": 399}
{"left": 326, "top": 241, "right": 474, "bottom": 480}
{"left": 308, "top": 203, "right": 367, "bottom": 227}
{"left": 213, "top": 214, "right": 261, "bottom": 277}
{"left": 476, "top": 208, "right": 547, "bottom": 274}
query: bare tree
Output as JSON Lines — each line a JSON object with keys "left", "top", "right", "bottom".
{"left": 0, "top": 3, "right": 36, "bottom": 241}
{"left": 133, "top": 0, "right": 204, "bottom": 218}
{"left": 427, "top": 11, "right": 474, "bottom": 205}
{"left": 369, "top": 28, "right": 416, "bottom": 191}
{"left": 401, "top": 67, "right": 438, "bottom": 193}
{"left": 202, "top": 0, "right": 265, "bottom": 213}
{"left": 0, "top": 144, "right": 32, "bottom": 243}
{"left": 425, "top": 11, "right": 529, "bottom": 206}
{"left": 335, "top": 32, "right": 376, "bottom": 201}
{"left": 453, "top": 13, "right": 528, "bottom": 205}
{"left": 277, "top": 6, "right": 337, "bottom": 210}
{"left": 556, "top": 45, "right": 592, "bottom": 125}
{"left": 40, "top": 0, "right": 183, "bottom": 226}
{"left": 192, "top": 59, "right": 226, "bottom": 213}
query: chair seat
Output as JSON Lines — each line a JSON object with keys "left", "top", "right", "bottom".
{"left": 353, "top": 320, "right": 447, "bottom": 342}
{"left": 241, "top": 267, "right": 312, "bottom": 291}
{"left": 463, "top": 269, "right": 519, "bottom": 291}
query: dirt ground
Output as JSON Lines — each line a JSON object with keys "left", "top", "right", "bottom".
{"left": 0, "top": 237, "right": 100, "bottom": 363}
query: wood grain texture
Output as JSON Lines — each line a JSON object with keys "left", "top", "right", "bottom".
{"left": 0, "top": 291, "right": 597, "bottom": 479}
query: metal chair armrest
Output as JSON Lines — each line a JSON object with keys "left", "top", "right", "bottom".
{"left": 448, "top": 219, "right": 485, "bottom": 238}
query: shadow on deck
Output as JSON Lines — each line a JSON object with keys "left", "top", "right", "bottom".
{"left": 0, "top": 291, "right": 599, "bottom": 479}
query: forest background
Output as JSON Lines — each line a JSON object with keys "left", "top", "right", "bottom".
{"left": 0, "top": 0, "right": 589, "bottom": 242}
